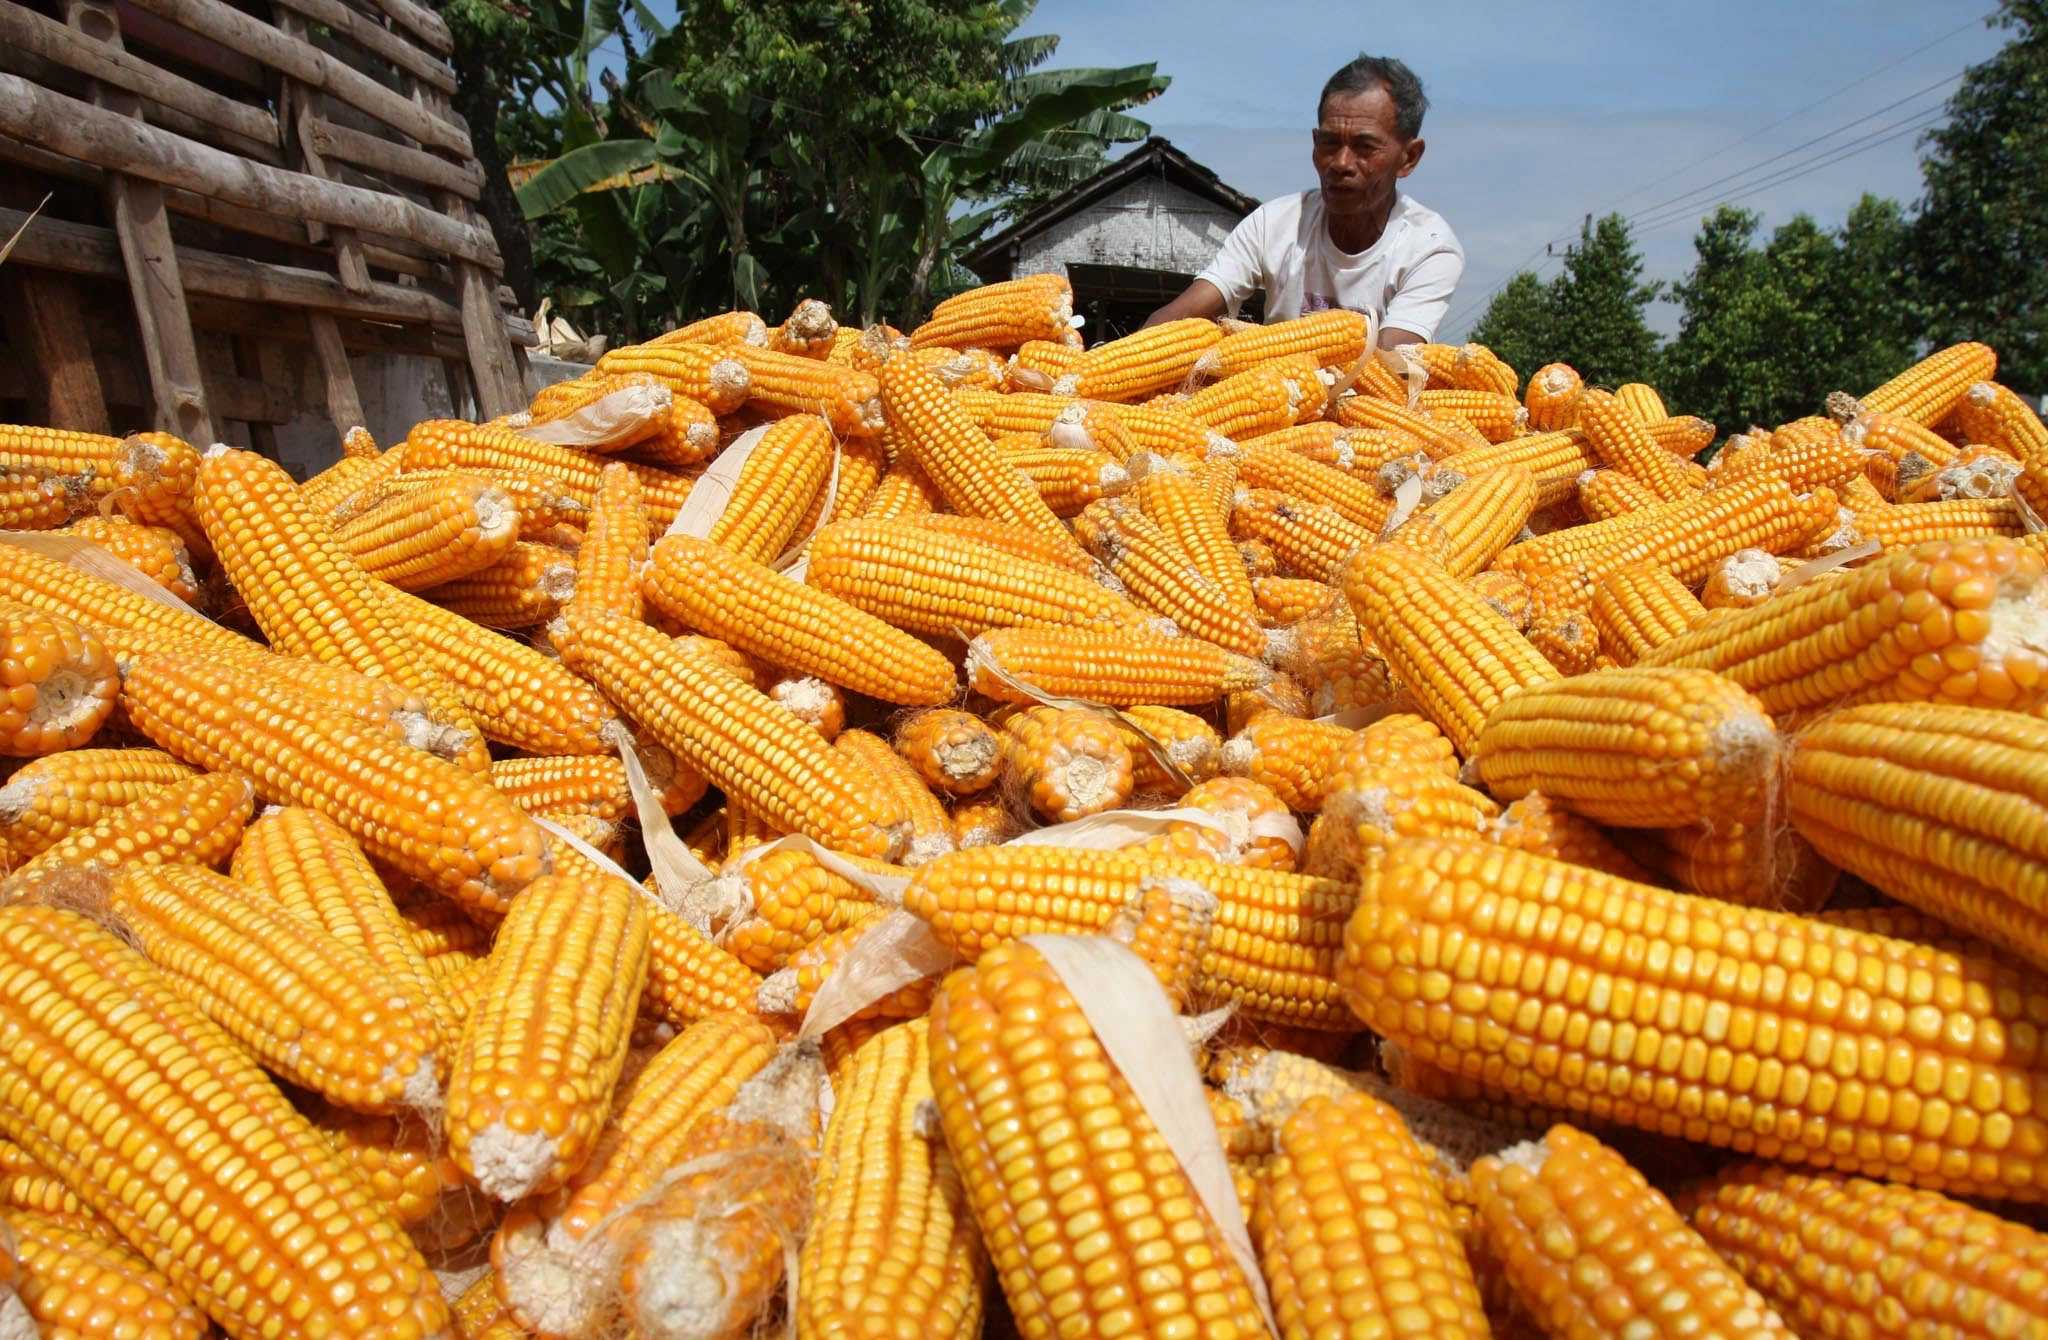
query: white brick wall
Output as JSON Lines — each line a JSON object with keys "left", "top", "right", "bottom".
{"left": 1011, "top": 178, "right": 1245, "bottom": 278}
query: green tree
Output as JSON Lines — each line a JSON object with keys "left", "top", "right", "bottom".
{"left": 1661, "top": 199, "right": 1916, "bottom": 431}
{"left": 1546, "top": 214, "right": 1662, "bottom": 387}
{"left": 1467, "top": 271, "right": 1555, "bottom": 378}
{"left": 510, "top": 0, "right": 1164, "bottom": 337}
{"left": 1467, "top": 214, "right": 1660, "bottom": 387}
{"left": 1910, "top": 0, "right": 2047, "bottom": 389}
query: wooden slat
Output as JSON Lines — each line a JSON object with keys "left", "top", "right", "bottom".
{"left": 357, "top": 0, "right": 447, "bottom": 57}
{"left": 119, "top": 0, "right": 469, "bottom": 155}
{"left": 0, "top": 73, "right": 501, "bottom": 266}
{"left": 0, "top": 1, "right": 277, "bottom": 152}
{"left": 0, "top": 204, "right": 467, "bottom": 330}
{"left": 306, "top": 115, "right": 481, "bottom": 200}
{"left": 111, "top": 0, "right": 267, "bottom": 89}
{"left": 307, "top": 311, "right": 366, "bottom": 430}
{"left": 2, "top": 270, "right": 111, "bottom": 431}
{"left": 267, "top": 0, "right": 452, "bottom": 94}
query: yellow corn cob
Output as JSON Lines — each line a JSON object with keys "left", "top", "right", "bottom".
{"left": 56, "top": 516, "right": 198, "bottom": 603}
{"left": 556, "top": 610, "right": 908, "bottom": 860}
{"left": 1417, "top": 465, "right": 1539, "bottom": 578}
{"left": 0, "top": 468, "right": 91, "bottom": 531}
{"left": 624, "top": 391, "right": 722, "bottom": 468}
{"left": 1305, "top": 755, "right": 1498, "bottom": 884}
{"left": 382, "top": 582, "right": 618, "bottom": 755}
{"left": 997, "top": 444, "right": 1127, "bottom": 516}
{"left": 1063, "top": 318, "right": 1224, "bottom": 402}
{"left": 1842, "top": 407, "right": 1961, "bottom": 497}
{"left": 1811, "top": 901, "right": 2023, "bottom": 961}
{"left": 650, "top": 309, "right": 770, "bottom": 351}
{"left": 301, "top": 447, "right": 400, "bottom": 519}
{"left": 1250, "top": 575, "right": 1337, "bottom": 626}
{"left": 122, "top": 651, "right": 549, "bottom": 915}
{"left": 1474, "top": 666, "right": 1778, "bottom": 828}
{"left": 1119, "top": 702, "right": 1223, "bottom": 794}
{"left": 702, "top": 414, "right": 837, "bottom": 564}
{"left": 795, "top": 1018, "right": 985, "bottom": 1339}
{"left": 763, "top": 916, "right": 938, "bottom": 1022}
{"left": 1199, "top": 310, "right": 1371, "bottom": 382}
{"left": 1682, "top": 1161, "right": 2048, "bottom": 1339}
{"left": 429, "top": 541, "right": 577, "bottom": 628}
{"left": 835, "top": 728, "right": 955, "bottom": 866}
{"left": 372, "top": 465, "right": 591, "bottom": 537}
{"left": 644, "top": 533, "right": 958, "bottom": 705}
{"left": 197, "top": 445, "right": 482, "bottom": 757}
{"left": 1647, "top": 414, "right": 1716, "bottom": 458}
{"left": 807, "top": 517, "right": 1152, "bottom": 637}
{"left": 1523, "top": 563, "right": 1603, "bottom": 675}
{"left": 910, "top": 274, "right": 1073, "bottom": 351}
{"left": 1444, "top": 341, "right": 1516, "bottom": 396}
{"left": 1637, "top": 536, "right": 2048, "bottom": 714}
{"left": 1417, "top": 389, "right": 1526, "bottom": 442}
{"left": 231, "top": 805, "right": 458, "bottom": 1052}
{"left": 595, "top": 341, "right": 753, "bottom": 414}
{"left": 1836, "top": 340, "right": 1996, "bottom": 426}
{"left": 1482, "top": 791, "right": 1654, "bottom": 882}
{"left": 947, "top": 388, "right": 1075, "bottom": 438}
{"left": 1540, "top": 475, "right": 1833, "bottom": 589}
{"left": 332, "top": 474, "right": 519, "bottom": 592}
{"left": 7, "top": 1208, "right": 210, "bottom": 1340}
{"left": 1639, "top": 817, "right": 1837, "bottom": 911}
{"left": 1897, "top": 442, "right": 2022, "bottom": 503}
{"left": 1520, "top": 363, "right": 1583, "bottom": 432}
{"left": 1463, "top": 572, "right": 1530, "bottom": 634}
{"left": 1787, "top": 702, "right": 2048, "bottom": 971}
{"left": 1219, "top": 713, "right": 1355, "bottom": 811}
{"left": 1697, "top": 547, "right": 1782, "bottom": 609}
{"left": 1949, "top": 379, "right": 2048, "bottom": 459}
{"left": 1076, "top": 499, "right": 1269, "bottom": 657}
{"left": 1471, "top": 1126, "right": 1793, "bottom": 1339}
{"left": 893, "top": 709, "right": 1002, "bottom": 797}
{"left": 1131, "top": 775, "right": 1296, "bottom": 873}
{"left": 1184, "top": 363, "right": 1300, "bottom": 440}
{"left": 1852, "top": 497, "right": 2025, "bottom": 548}
{"left": 488, "top": 753, "right": 632, "bottom": 821}
{"left": 900, "top": 515, "right": 1094, "bottom": 580}
{"left": 104, "top": 432, "right": 206, "bottom": 557}
{"left": 818, "top": 432, "right": 888, "bottom": 523}
{"left": 1006, "top": 337, "right": 1086, "bottom": 390}
{"left": 0, "top": 606, "right": 116, "bottom": 758}
{"left": 449, "top": 1270, "right": 526, "bottom": 1340}
{"left": 0, "top": 542, "right": 250, "bottom": 665}
{"left": 1235, "top": 439, "right": 1396, "bottom": 532}
{"left": 728, "top": 344, "right": 883, "bottom": 438}
{"left": 1352, "top": 353, "right": 1408, "bottom": 401}
{"left": 768, "top": 297, "right": 838, "bottom": 358}
{"left": 1342, "top": 544, "right": 1559, "bottom": 755}
{"left": 1613, "top": 381, "right": 1669, "bottom": 423}
{"left": 523, "top": 369, "right": 664, "bottom": 444}
{"left": 722, "top": 847, "right": 878, "bottom": 972}
{"left": 1000, "top": 705, "right": 1136, "bottom": 822}
{"left": 0, "top": 424, "right": 127, "bottom": 491}
{"left": 402, "top": 421, "right": 690, "bottom": 528}
{"left": 0, "top": 770, "right": 250, "bottom": 899}
{"left": 399, "top": 893, "right": 494, "bottom": 966}
{"left": 879, "top": 363, "right": 1083, "bottom": 558}
{"left": 1089, "top": 402, "right": 1209, "bottom": 459}
{"left": 0, "top": 748, "right": 192, "bottom": 861}
{"left": 110, "top": 862, "right": 442, "bottom": 1113}
{"left": 1426, "top": 430, "right": 1596, "bottom": 509}
{"left": 1340, "top": 835, "right": 2048, "bottom": 1201}
{"left": 1837, "top": 470, "right": 1892, "bottom": 511}
{"left": 969, "top": 624, "right": 1267, "bottom": 706}
{"left": 559, "top": 461, "right": 648, "bottom": 632}
{"left": 1587, "top": 562, "right": 1713, "bottom": 665}
{"left": 905, "top": 844, "right": 1355, "bottom": 1026}
{"left": 928, "top": 937, "right": 1273, "bottom": 1337}
{"left": 316, "top": 1109, "right": 486, "bottom": 1250}
{"left": 447, "top": 871, "right": 648, "bottom": 1200}
{"left": 493, "top": 1019, "right": 783, "bottom": 1336}
{"left": 1575, "top": 467, "right": 1661, "bottom": 521}
{"left": 1576, "top": 388, "right": 1702, "bottom": 502}
{"left": 1334, "top": 393, "right": 1486, "bottom": 458}
{"left": 1254, "top": 1089, "right": 1489, "bottom": 1340}
{"left": 0, "top": 903, "right": 451, "bottom": 1336}
{"left": 1227, "top": 488, "right": 1379, "bottom": 582}
{"left": 0, "top": 1139, "right": 92, "bottom": 1225}
{"left": 906, "top": 345, "right": 1008, "bottom": 391}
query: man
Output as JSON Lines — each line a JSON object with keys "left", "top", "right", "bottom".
{"left": 1145, "top": 54, "right": 1463, "bottom": 347}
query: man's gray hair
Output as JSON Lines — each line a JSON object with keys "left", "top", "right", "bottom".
{"left": 1319, "top": 55, "right": 1428, "bottom": 140}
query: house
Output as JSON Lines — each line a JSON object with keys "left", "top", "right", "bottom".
{"left": 965, "top": 137, "right": 1262, "bottom": 340}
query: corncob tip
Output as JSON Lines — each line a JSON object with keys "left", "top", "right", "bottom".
{"left": 1219, "top": 736, "right": 1253, "bottom": 774}
{"left": 756, "top": 968, "right": 799, "bottom": 1015}
{"left": 1485, "top": 1135, "right": 1549, "bottom": 1174}
{"left": 469, "top": 1120, "right": 561, "bottom": 1203}
{"left": 1261, "top": 626, "right": 1298, "bottom": 666}
{"left": 499, "top": 1249, "right": 607, "bottom": 1338}
{"left": 1824, "top": 390, "right": 1864, "bottom": 423}
{"left": 394, "top": 1056, "right": 443, "bottom": 1116}
{"left": 201, "top": 441, "right": 233, "bottom": 459}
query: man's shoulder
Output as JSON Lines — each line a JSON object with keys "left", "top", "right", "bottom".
{"left": 1391, "top": 193, "right": 1463, "bottom": 256}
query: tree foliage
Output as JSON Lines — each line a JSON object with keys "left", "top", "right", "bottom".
{"left": 1660, "top": 198, "right": 1915, "bottom": 430}
{"left": 1470, "top": 214, "right": 1661, "bottom": 388}
{"left": 1910, "top": 0, "right": 2048, "bottom": 389}
{"left": 499, "top": 0, "right": 1164, "bottom": 338}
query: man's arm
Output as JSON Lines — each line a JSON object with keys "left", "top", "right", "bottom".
{"left": 1144, "top": 279, "right": 1229, "bottom": 328}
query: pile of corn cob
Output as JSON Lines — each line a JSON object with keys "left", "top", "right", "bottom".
{"left": 0, "top": 274, "right": 2044, "bottom": 1339}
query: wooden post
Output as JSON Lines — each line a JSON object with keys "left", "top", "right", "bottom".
{"left": 64, "top": 0, "right": 213, "bottom": 443}
{"left": 2, "top": 270, "right": 111, "bottom": 432}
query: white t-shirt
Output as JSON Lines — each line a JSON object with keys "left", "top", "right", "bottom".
{"left": 1196, "top": 190, "right": 1465, "bottom": 338}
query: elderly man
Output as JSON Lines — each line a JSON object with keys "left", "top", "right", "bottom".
{"left": 1146, "top": 54, "right": 1463, "bottom": 347}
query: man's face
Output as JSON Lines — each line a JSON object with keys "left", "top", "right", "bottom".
{"left": 1312, "top": 86, "right": 1424, "bottom": 215}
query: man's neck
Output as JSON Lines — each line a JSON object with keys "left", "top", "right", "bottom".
{"left": 1324, "top": 192, "right": 1397, "bottom": 254}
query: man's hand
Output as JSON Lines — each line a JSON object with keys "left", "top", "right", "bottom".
{"left": 1144, "top": 279, "right": 1228, "bottom": 328}
{"left": 1381, "top": 326, "right": 1429, "bottom": 350}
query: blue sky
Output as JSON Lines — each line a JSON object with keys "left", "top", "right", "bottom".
{"left": 1012, "top": 2, "right": 2006, "bottom": 338}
